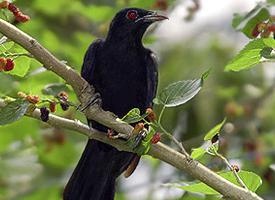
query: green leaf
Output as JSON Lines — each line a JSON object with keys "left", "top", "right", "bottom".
{"left": 121, "top": 108, "right": 148, "bottom": 124}
{"left": 224, "top": 39, "right": 268, "bottom": 72}
{"left": 155, "top": 78, "right": 202, "bottom": 107}
{"left": 232, "top": 4, "right": 270, "bottom": 38}
{"left": 0, "top": 42, "right": 14, "bottom": 54}
{"left": 204, "top": 118, "right": 226, "bottom": 141}
{"left": 171, "top": 171, "right": 262, "bottom": 195}
{"left": 263, "top": 37, "right": 275, "bottom": 47}
{"left": 7, "top": 56, "right": 31, "bottom": 77}
{"left": 134, "top": 127, "right": 156, "bottom": 156}
{"left": 191, "top": 147, "right": 207, "bottom": 159}
{"left": 42, "top": 83, "right": 69, "bottom": 96}
{"left": 0, "top": 99, "right": 30, "bottom": 125}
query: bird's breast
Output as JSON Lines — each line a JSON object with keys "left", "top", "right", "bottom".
{"left": 94, "top": 50, "right": 149, "bottom": 117}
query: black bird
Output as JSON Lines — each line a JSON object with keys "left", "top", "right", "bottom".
{"left": 63, "top": 8, "right": 167, "bottom": 200}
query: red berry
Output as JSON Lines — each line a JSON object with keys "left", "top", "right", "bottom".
{"left": 4, "top": 58, "right": 14, "bottom": 71}
{"left": 40, "top": 107, "right": 50, "bottom": 122}
{"left": 15, "top": 12, "right": 30, "bottom": 23}
{"left": 49, "top": 101, "right": 57, "bottom": 113}
{"left": 267, "top": 24, "right": 275, "bottom": 32}
{"left": 8, "top": 3, "right": 18, "bottom": 13}
{"left": 146, "top": 108, "right": 157, "bottom": 122}
{"left": 0, "top": 57, "right": 7, "bottom": 71}
{"left": 151, "top": 132, "right": 161, "bottom": 144}
{"left": 251, "top": 25, "right": 261, "bottom": 38}
{"left": 58, "top": 91, "right": 69, "bottom": 100}
{"left": 26, "top": 95, "right": 40, "bottom": 104}
{"left": 17, "top": 92, "right": 27, "bottom": 98}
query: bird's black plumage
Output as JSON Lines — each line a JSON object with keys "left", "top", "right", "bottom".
{"left": 63, "top": 8, "right": 166, "bottom": 200}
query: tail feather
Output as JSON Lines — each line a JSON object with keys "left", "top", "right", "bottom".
{"left": 63, "top": 139, "right": 134, "bottom": 200}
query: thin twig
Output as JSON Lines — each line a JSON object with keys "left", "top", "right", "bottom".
{"left": 212, "top": 149, "right": 248, "bottom": 190}
{"left": 158, "top": 122, "right": 190, "bottom": 158}
{"left": 157, "top": 106, "right": 189, "bottom": 157}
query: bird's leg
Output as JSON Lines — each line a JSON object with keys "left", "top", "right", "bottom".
{"left": 132, "top": 129, "right": 147, "bottom": 149}
{"left": 77, "top": 92, "right": 102, "bottom": 112}
{"left": 107, "top": 129, "right": 129, "bottom": 140}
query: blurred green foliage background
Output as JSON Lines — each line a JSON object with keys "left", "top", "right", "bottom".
{"left": 0, "top": 0, "right": 275, "bottom": 200}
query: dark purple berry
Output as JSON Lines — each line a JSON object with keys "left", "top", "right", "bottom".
{"left": 40, "top": 107, "right": 50, "bottom": 122}
{"left": 211, "top": 134, "right": 219, "bottom": 144}
{"left": 60, "top": 102, "right": 69, "bottom": 111}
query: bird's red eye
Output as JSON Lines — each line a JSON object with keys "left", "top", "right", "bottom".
{"left": 126, "top": 10, "right": 138, "bottom": 21}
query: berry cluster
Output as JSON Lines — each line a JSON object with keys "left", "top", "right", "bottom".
{"left": 252, "top": 22, "right": 275, "bottom": 38}
{"left": 0, "top": 57, "right": 14, "bottom": 71}
{"left": 0, "top": 0, "right": 30, "bottom": 23}
{"left": 17, "top": 91, "right": 70, "bottom": 122}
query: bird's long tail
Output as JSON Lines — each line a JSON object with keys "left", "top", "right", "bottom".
{"left": 63, "top": 139, "right": 133, "bottom": 200}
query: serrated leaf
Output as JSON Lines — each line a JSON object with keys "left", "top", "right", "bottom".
{"left": 170, "top": 171, "right": 262, "bottom": 195}
{"left": 121, "top": 108, "right": 148, "bottom": 124}
{"left": 6, "top": 56, "right": 31, "bottom": 77}
{"left": 0, "top": 41, "right": 14, "bottom": 54}
{"left": 42, "top": 83, "right": 69, "bottom": 96}
{"left": 0, "top": 99, "right": 30, "bottom": 125}
{"left": 232, "top": 4, "right": 270, "bottom": 38}
{"left": 204, "top": 118, "right": 226, "bottom": 141}
{"left": 191, "top": 147, "right": 207, "bottom": 159}
{"left": 156, "top": 79, "right": 202, "bottom": 107}
{"left": 225, "top": 39, "right": 268, "bottom": 72}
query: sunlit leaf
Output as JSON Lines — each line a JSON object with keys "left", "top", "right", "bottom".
{"left": 0, "top": 41, "right": 14, "bottom": 54}
{"left": 7, "top": 56, "right": 31, "bottom": 77}
{"left": 154, "top": 70, "right": 209, "bottom": 107}
{"left": 121, "top": 108, "right": 148, "bottom": 124}
{"left": 155, "top": 79, "right": 202, "bottom": 107}
{"left": 224, "top": 39, "right": 272, "bottom": 72}
{"left": 169, "top": 171, "right": 262, "bottom": 195}
{"left": 0, "top": 99, "right": 30, "bottom": 125}
{"left": 204, "top": 118, "right": 226, "bottom": 141}
{"left": 191, "top": 147, "right": 207, "bottom": 159}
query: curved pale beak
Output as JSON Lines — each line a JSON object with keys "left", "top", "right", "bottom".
{"left": 135, "top": 12, "right": 169, "bottom": 23}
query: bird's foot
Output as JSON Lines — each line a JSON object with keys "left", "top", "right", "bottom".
{"left": 77, "top": 92, "right": 102, "bottom": 112}
{"left": 127, "top": 124, "right": 156, "bottom": 156}
{"left": 107, "top": 129, "right": 129, "bottom": 140}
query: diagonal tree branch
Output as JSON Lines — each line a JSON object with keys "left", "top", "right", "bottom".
{"left": 0, "top": 19, "right": 263, "bottom": 200}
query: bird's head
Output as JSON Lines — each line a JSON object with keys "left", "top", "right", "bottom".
{"left": 106, "top": 8, "right": 168, "bottom": 44}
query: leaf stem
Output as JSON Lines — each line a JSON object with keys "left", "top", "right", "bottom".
{"left": 6, "top": 52, "right": 34, "bottom": 58}
{"left": 157, "top": 122, "right": 189, "bottom": 157}
{"left": 211, "top": 148, "right": 248, "bottom": 190}
{"left": 158, "top": 105, "right": 166, "bottom": 124}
